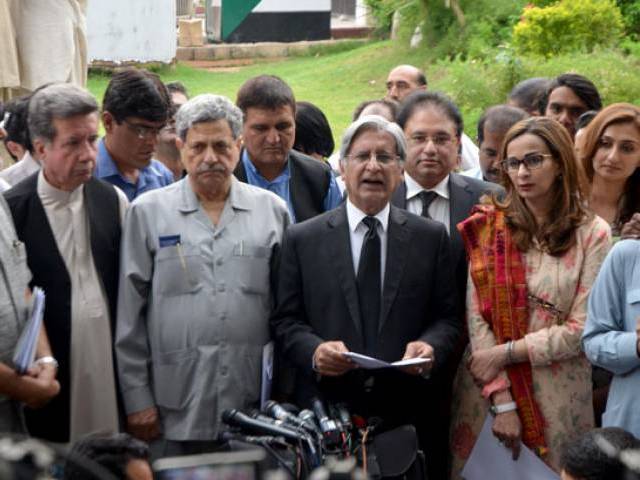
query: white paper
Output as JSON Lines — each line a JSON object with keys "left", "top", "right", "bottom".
{"left": 12, "top": 287, "right": 46, "bottom": 375}
{"left": 461, "top": 414, "right": 559, "bottom": 480}
{"left": 343, "top": 352, "right": 432, "bottom": 370}
{"left": 260, "top": 341, "right": 274, "bottom": 410}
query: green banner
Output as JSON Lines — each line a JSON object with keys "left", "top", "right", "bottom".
{"left": 222, "top": 0, "right": 261, "bottom": 40}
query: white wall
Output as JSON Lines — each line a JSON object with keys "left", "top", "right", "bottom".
{"left": 87, "top": 0, "right": 176, "bottom": 64}
{"left": 253, "top": 0, "right": 330, "bottom": 12}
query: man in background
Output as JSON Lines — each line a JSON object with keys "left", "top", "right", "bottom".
{"left": 385, "top": 64, "right": 481, "bottom": 172}
{"left": 95, "top": 68, "right": 174, "bottom": 200}
{"left": 154, "top": 81, "right": 190, "bottom": 181}
{"left": 539, "top": 73, "right": 602, "bottom": 139}
{"left": 463, "top": 105, "right": 528, "bottom": 183}
{"left": 234, "top": 75, "right": 341, "bottom": 223}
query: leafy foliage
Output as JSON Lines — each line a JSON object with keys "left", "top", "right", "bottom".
{"left": 512, "top": 0, "right": 625, "bottom": 57}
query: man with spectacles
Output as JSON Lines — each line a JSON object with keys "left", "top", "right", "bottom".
{"left": 391, "top": 91, "right": 502, "bottom": 478}
{"left": 271, "top": 115, "right": 460, "bottom": 480}
{"left": 95, "top": 68, "right": 174, "bottom": 200}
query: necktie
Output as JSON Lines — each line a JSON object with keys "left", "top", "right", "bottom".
{"left": 357, "top": 216, "right": 381, "bottom": 355}
{"left": 419, "top": 191, "right": 438, "bottom": 218}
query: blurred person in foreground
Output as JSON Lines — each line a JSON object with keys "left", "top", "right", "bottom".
{"left": 65, "top": 432, "right": 152, "bottom": 480}
{"left": 559, "top": 427, "right": 640, "bottom": 480}
{"left": 450, "top": 117, "right": 611, "bottom": 477}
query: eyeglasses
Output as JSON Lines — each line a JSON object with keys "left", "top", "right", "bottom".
{"left": 346, "top": 151, "right": 399, "bottom": 165}
{"left": 122, "top": 119, "right": 164, "bottom": 139}
{"left": 407, "top": 133, "right": 454, "bottom": 148}
{"left": 501, "top": 153, "right": 553, "bottom": 172}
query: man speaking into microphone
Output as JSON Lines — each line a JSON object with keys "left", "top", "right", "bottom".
{"left": 270, "top": 116, "right": 461, "bottom": 479}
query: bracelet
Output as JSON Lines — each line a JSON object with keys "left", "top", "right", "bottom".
{"left": 490, "top": 401, "right": 517, "bottom": 416}
{"left": 35, "top": 356, "right": 59, "bottom": 369}
{"left": 506, "top": 340, "right": 515, "bottom": 365}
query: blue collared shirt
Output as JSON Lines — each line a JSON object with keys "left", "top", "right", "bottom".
{"left": 583, "top": 239, "right": 640, "bottom": 438}
{"left": 241, "top": 150, "right": 342, "bottom": 223}
{"left": 95, "top": 139, "right": 174, "bottom": 201}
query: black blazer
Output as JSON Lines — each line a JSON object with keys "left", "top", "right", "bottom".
{"left": 270, "top": 204, "right": 460, "bottom": 418}
{"left": 5, "top": 174, "right": 121, "bottom": 442}
{"left": 234, "top": 149, "right": 333, "bottom": 222}
{"left": 391, "top": 172, "right": 503, "bottom": 298}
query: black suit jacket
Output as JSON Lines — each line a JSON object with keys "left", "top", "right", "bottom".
{"left": 391, "top": 172, "right": 504, "bottom": 299}
{"left": 270, "top": 204, "right": 460, "bottom": 419}
{"left": 234, "top": 149, "right": 333, "bottom": 222}
{"left": 5, "top": 174, "right": 121, "bottom": 442}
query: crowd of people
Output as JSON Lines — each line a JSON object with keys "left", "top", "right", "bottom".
{"left": 0, "top": 63, "right": 639, "bottom": 480}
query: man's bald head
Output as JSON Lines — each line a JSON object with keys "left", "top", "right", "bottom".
{"left": 385, "top": 65, "right": 427, "bottom": 103}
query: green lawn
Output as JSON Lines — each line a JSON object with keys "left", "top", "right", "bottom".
{"left": 88, "top": 40, "right": 640, "bottom": 145}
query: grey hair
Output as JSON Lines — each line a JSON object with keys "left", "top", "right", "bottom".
{"left": 175, "top": 94, "right": 243, "bottom": 141}
{"left": 28, "top": 83, "right": 98, "bottom": 143}
{"left": 339, "top": 115, "right": 407, "bottom": 165}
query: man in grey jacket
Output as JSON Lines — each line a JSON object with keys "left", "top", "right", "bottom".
{"left": 115, "top": 94, "right": 290, "bottom": 457}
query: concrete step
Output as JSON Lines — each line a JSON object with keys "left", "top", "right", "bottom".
{"left": 176, "top": 38, "right": 368, "bottom": 62}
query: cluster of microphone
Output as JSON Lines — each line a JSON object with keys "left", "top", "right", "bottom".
{"left": 221, "top": 399, "right": 358, "bottom": 474}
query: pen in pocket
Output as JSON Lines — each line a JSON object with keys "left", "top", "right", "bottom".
{"left": 176, "top": 242, "right": 194, "bottom": 286}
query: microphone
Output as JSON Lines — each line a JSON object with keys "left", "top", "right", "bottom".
{"left": 221, "top": 409, "right": 305, "bottom": 442}
{"left": 219, "top": 431, "right": 284, "bottom": 445}
{"left": 312, "top": 398, "right": 341, "bottom": 445}
{"left": 335, "top": 404, "right": 352, "bottom": 431}
{"left": 298, "top": 409, "right": 321, "bottom": 433}
{"left": 265, "top": 400, "right": 314, "bottom": 432}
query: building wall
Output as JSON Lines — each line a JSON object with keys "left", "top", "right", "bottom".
{"left": 86, "top": 0, "right": 176, "bottom": 64}
{"left": 224, "top": 0, "right": 331, "bottom": 43}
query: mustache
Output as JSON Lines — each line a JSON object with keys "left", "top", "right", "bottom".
{"left": 196, "top": 163, "right": 227, "bottom": 174}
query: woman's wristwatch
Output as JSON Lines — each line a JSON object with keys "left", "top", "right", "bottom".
{"left": 490, "top": 401, "right": 517, "bottom": 415}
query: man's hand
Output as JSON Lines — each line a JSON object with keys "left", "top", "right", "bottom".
{"left": 20, "top": 366, "right": 60, "bottom": 409}
{"left": 468, "top": 344, "right": 507, "bottom": 386}
{"left": 401, "top": 341, "right": 434, "bottom": 376}
{"left": 492, "top": 410, "right": 522, "bottom": 460}
{"left": 621, "top": 213, "right": 640, "bottom": 240}
{"left": 127, "top": 406, "right": 161, "bottom": 441}
{"left": 312, "top": 341, "right": 355, "bottom": 376}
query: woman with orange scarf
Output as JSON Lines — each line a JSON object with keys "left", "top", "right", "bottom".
{"left": 449, "top": 117, "right": 611, "bottom": 478}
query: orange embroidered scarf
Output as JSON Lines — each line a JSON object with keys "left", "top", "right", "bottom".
{"left": 458, "top": 204, "right": 548, "bottom": 457}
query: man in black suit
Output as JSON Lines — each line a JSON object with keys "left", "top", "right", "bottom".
{"left": 392, "top": 91, "right": 503, "bottom": 299}
{"left": 233, "top": 75, "right": 342, "bottom": 223}
{"left": 271, "top": 115, "right": 460, "bottom": 479}
{"left": 391, "top": 91, "right": 503, "bottom": 477}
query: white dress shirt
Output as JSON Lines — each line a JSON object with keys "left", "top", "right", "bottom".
{"left": 0, "top": 151, "right": 40, "bottom": 187}
{"left": 37, "top": 171, "right": 127, "bottom": 441}
{"left": 460, "top": 133, "right": 480, "bottom": 171}
{"left": 346, "top": 199, "right": 389, "bottom": 288}
{"left": 404, "top": 172, "right": 451, "bottom": 234}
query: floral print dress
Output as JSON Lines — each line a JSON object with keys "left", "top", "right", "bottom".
{"left": 449, "top": 216, "right": 611, "bottom": 478}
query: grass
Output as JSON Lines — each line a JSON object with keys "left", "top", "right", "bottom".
{"left": 87, "top": 40, "right": 640, "bottom": 144}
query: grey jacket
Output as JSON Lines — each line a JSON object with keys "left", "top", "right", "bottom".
{"left": 115, "top": 177, "right": 290, "bottom": 440}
